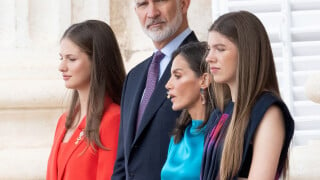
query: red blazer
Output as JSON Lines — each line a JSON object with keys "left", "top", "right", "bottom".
{"left": 46, "top": 97, "right": 120, "bottom": 180}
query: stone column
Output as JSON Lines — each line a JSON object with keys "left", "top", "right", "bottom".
{"left": 0, "top": 0, "right": 15, "bottom": 49}
{"left": 71, "top": 0, "right": 110, "bottom": 23}
{"left": 0, "top": 0, "right": 67, "bottom": 179}
{"left": 15, "top": 0, "right": 30, "bottom": 48}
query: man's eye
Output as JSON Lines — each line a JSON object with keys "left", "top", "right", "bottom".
{"left": 136, "top": 2, "right": 148, "bottom": 8}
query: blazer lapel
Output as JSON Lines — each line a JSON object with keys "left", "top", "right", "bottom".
{"left": 125, "top": 59, "right": 151, "bottom": 149}
{"left": 133, "top": 59, "right": 172, "bottom": 143}
{"left": 181, "top": 31, "right": 198, "bottom": 45}
{"left": 58, "top": 117, "right": 86, "bottom": 180}
{"left": 49, "top": 117, "right": 67, "bottom": 180}
{"left": 132, "top": 31, "right": 198, "bottom": 143}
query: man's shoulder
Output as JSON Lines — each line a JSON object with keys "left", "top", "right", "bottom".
{"left": 180, "top": 31, "right": 199, "bottom": 46}
{"left": 127, "top": 56, "right": 152, "bottom": 75}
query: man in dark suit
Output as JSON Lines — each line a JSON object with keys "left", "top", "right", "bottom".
{"left": 112, "top": 0, "right": 198, "bottom": 179}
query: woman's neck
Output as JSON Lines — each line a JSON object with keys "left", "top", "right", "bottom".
{"left": 228, "top": 82, "right": 237, "bottom": 102}
{"left": 77, "top": 88, "right": 89, "bottom": 119}
{"left": 188, "top": 103, "right": 206, "bottom": 121}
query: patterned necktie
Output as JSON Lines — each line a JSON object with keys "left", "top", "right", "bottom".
{"left": 136, "top": 51, "right": 165, "bottom": 131}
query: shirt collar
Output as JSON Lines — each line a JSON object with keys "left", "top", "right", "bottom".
{"left": 155, "top": 28, "right": 192, "bottom": 58}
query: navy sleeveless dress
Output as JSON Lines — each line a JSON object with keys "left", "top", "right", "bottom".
{"left": 201, "top": 92, "right": 295, "bottom": 180}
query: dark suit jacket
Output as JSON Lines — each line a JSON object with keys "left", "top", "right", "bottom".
{"left": 112, "top": 32, "right": 198, "bottom": 180}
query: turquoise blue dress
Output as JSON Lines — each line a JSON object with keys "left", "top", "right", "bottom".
{"left": 161, "top": 120, "right": 205, "bottom": 180}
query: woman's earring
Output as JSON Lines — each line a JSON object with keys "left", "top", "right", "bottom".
{"left": 200, "top": 88, "right": 206, "bottom": 105}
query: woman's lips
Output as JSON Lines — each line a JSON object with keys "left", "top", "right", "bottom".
{"left": 62, "top": 75, "right": 71, "bottom": 80}
{"left": 210, "top": 67, "right": 220, "bottom": 73}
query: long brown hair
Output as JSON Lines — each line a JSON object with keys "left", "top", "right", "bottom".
{"left": 209, "top": 11, "right": 283, "bottom": 179}
{"left": 171, "top": 42, "right": 215, "bottom": 143}
{"left": 61, "top": 20, "right": 126, "bottom": 149}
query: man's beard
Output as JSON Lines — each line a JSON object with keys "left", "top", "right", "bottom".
{"left": 143, "top": 6, "right": 183, "bottom": 42}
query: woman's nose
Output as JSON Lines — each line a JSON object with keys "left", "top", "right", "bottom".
{"left": 58, "top": 60, "right": 67, "bottom": 72}
{"left": 206, "top": 50, "right": 216, "bottom": 63}
{"left": 165, "top": 77, "right": 173, "bottom": 90}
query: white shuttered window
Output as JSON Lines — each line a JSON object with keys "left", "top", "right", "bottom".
{"left": 211, "top": 0, "right": 320, "bottom": 146}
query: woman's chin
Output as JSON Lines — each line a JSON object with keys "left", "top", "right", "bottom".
{"left": 171, "top": 104, "right": 182, "bottom": 111}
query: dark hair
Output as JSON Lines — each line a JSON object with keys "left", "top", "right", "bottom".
{"left": 209, "top": 11, "right": 283, "bottom": 179}
{"left": 61, "top": 20, "right": 126, "bottom": 149}
{"left": 171, "top": 41, "right": 215, "bottom": 143}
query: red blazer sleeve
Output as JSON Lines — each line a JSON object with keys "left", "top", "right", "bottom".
{"left": 97, "top": 103, "right": 121, "bottom": 180}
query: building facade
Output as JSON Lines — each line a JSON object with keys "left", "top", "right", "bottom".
{"left": 0, "top": 0, "right": 319, "bottom": 179}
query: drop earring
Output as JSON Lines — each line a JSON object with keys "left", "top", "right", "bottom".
{"left": 200, "top": 88, "right": 206, "bottom": 105}
{"left": 167, "top": 91, "right": 171, "bottom": 99}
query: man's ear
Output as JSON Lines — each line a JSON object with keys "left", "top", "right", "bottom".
{"left": 180, "top": 0, "right": 190, "bottom": 14}
{"left": 200, "top": 73, "right": 210, "bottom": 89}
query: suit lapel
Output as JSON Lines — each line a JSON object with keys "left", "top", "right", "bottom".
{"left": 131, "top": 31, "right": 198, "bottom": 144}
{"left": 181, "top": 31, "right": 198, "bottom": 45}
{"left": 125, "top": 59, "right": 151, "bottom": 149}
{"left": 58, "top": 117, "right": 86, "bottom": 180}
{"left": 133, "top": 59, "right": 172, "bottom": 143}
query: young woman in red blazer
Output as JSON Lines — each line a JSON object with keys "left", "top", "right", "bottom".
{"left": 46, "top": 20, "right": 126, "bottom": 180}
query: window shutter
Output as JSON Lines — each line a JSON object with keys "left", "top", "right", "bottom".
{"left": 211, "top": 0, "right": 320, "bottom": 146}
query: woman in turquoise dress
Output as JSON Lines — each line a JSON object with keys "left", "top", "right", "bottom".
{"left": 161, "top": 42, "right": 215, "bottom": 180}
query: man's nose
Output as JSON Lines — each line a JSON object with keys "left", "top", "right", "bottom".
{"left": 146, "top": 3, "right": 160, "bottom": 18}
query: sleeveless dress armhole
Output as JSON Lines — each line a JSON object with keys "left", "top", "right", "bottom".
{"left": 238, "top": 92, "right": 295, "bottom": 178}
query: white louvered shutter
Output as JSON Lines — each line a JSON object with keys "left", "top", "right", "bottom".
{"left": 211, "top": 0, "right": 320, "bottom": 146}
